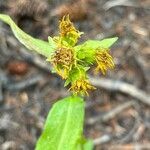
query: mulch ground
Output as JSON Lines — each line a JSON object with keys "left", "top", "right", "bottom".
{"left": 0, "top": 0, "right": 150, "bottom": 149}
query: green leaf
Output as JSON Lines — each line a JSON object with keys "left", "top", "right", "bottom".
{"left": 82, "top": 37, "right": 118, "bottom": 49}
{"left": 77, "top": 137, "right": 94, "bottom": 150}
{"left": 36, "top": 96, "right": 85, "bottom": 150}
{"left": 75, "top": 37, "right": 118, "bottom": 65}
{"left": 83, "top": 139, "right": 94, "bottom": 150}
{"left": 75, "top": 37, "right": 118, "bottom": 51}
{"left": 0, "top": 14, "right": 56, "bottom": 58}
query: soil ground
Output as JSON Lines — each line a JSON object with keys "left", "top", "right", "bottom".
{"left": 0, "top": 0, "right": 150, "bottom": 150}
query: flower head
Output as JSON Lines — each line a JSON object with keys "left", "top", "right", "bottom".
{"left": 69, "top": 77, "right": 96, "bottom": 96}
{"left": 59, "top": 15, "right": 83, "bottom": 46}
{"left": 95, "top": 48, "right": 115, "bottom": 75}
{"left": 48, "top": 15, "right": 116, "bottom": 96}
{"left": 50, "top": 47, "right": 75, "bottom": 79}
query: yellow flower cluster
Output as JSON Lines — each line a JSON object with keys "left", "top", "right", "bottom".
{"left": 50, "top": 15, "right": 115, "bottom": 96}
{"left": 58, "top": 15, "right": 83, "bottom": 46}
{"left": 69, "top": 78, "right": 96, "bottom": 96}
{"left": 95, "top": 48, "right": 115, "bottom": 75}
{"left": 51, "top": 47, "right": 75, "bottom": 79}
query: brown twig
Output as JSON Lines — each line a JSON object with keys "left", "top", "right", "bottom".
{"left": 108, "top": 144, "right": 150, "bottom": 150}
{"left": 90, "top": 77, "right": 150, "bottom": 106}
{"left": 3, "top": 75, "right": 43, "bottom": 91}
{"left": 0, "top": 70, "right": 8, "bottom": 102}
{"left": 87, "top": 100, "right": 135, "bottom": 125}
{"left": 116, "top": 112, "right": 140, "bottom": 143}
{"left": 103, "top": 0, "right": 150, "bottom": 10}
{"left": 19, "top": 48, "right": 52, "bottom": 72}
{"left": 0, "top": 83, "right": 3, "bottom": 102}
{"left": 6, "top": 36, "right": 52, "bottom": 73}
{"left": 93, "top": 134, "right": 112, "bottom": 145}
{"left": 93, "top": 105, "right": 141, "bottom": 145}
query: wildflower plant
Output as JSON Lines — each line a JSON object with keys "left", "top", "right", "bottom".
{"left": 0, "top": 14, "right": 118, "bottom": 150}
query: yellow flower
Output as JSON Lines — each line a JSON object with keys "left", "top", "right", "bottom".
{"left": 48, "top": 15, "right": 117, "bottom": 96}
{"left": 50, "top": 47, "right": 75, "bottom": 79}
{"left": 59, "top": 15, "right": 83, "bottom": 46}
{"left": 49, "top": 15, "right": 83, "bottom": 79}
{"left": 69, "top": 78, "right": 96, "bottom": 95}
{"left": 95, "top": 48, "right": 115, "bottom": 75}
